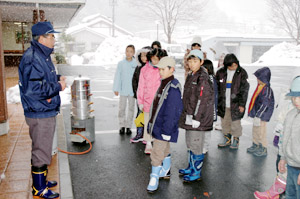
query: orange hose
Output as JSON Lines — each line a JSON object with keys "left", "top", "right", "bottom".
{"left": 58, "top": 133, "right": 92, "bottom": 155}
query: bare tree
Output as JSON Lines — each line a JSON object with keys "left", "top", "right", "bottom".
{"left": 131, "top": 0, "right": 207, "bottom": 44}
{"left": 268, "top": 0, "right": 300, "bottom": 45}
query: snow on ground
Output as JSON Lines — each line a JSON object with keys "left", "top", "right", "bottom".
{"left": 254, "top": 42, "right": 300, "bottom": 66}
{"left": 6, "top": 85, "right": 20, "bottom": 104}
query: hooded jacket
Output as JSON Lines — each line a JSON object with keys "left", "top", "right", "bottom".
{"left": 113, "top": 58, "right": 137, "bottom": 96}
{"left": 132, "top": 48, "right": 150, "bottom": 98}
{"left": 18, "top": 40, "right": 62, "bottom": 118}
{"left": 137, "top": 61, "right": 161, "bottom": 113}
{"left": 248, "top": 67, "right": 275, "bottom": 121}
{"left": 148, "top": 78, "right": 183, "bottom": 142}
{"left": 179, "top": 66, "right": 214, "bottom": 131}
{"left": 216, "top": 64, "right": 249, "bottom": 121}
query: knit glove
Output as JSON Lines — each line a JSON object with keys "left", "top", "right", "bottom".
{"left": 185, "top": 115, "right": 193, "bottom": 125}
{"left": 192, "top": 120, "right": 200, "bottom": 128}
{"left": 138, "top": 104, "right": 144, "bottom": 112}
{"left": 273, "top": 135, "right": 279, "bottom": 147}
{"left": 253, "top": 117, "right": 261, "bottom": 127}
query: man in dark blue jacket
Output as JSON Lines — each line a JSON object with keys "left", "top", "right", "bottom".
{"left": 18, "top": 21, "right": 66, "bottom": 199}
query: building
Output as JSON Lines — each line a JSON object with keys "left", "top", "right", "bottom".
{"left": 65, "top": 13, "right": 134, "bottom": 55}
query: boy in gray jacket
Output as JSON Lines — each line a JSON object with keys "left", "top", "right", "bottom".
{"left": 278, "top": 76, "right": 300, "bottom": 198}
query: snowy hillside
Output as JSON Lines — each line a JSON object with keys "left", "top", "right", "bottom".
{"left": 254, "top": 42, "right": 300, "bottom": 66}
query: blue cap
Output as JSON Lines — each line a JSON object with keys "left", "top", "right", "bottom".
{"left": 188, "top": 49, "right": 204, "bottom": 60}
{"left": 286, "top": 76, "right": 300, "bottom": 97}
{"left": 32, "top": 22, "right": 60, "bottom": 36}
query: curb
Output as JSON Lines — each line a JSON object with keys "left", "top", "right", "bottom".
{"left": 57, "top": 113, "right": 74, "bottom": 199}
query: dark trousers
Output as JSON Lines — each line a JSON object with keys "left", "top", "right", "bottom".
{"left": 25, "top": 117, "right": 56, "bottom": 167}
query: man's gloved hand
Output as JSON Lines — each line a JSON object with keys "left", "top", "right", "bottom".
{"left": 185, "top": 115, "right": 193, "bottom": 125}
{"left": 273, "top": 135, "right": 279, "bottom": 147}
{"left": 253, "top": 117, "right": 261, "bottom": 127}
{"left": 192, "top": 120, "right": 200, "bottom": 128}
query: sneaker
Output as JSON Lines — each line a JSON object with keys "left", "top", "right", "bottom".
{"left": 119, "top": 127, "right": 125, "bottom": 135}
{"left": 203, "top": 148, "right": 208, "bottom": 154}
{"left": 144, "top": 143, "right": 152, "bottom": 155}
{"left": 130, "top": 127, "right": 143, "bottom": 143}
{"left": 247, "top": 143, "right": 258, "bottom": 153}
{"left": 142, "top": 140, "right": 147, "bottom": 145}
{"left": 253, "top": 144, "right": 267, "bottom": 157}
{"left": 126, "top": 128, "right": 132, "bottom": 135}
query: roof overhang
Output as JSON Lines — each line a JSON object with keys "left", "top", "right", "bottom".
{"left": 0, "top": 0, "right": 86, "bottom": 28}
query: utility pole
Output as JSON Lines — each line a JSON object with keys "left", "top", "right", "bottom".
{"left": 109, "top": 0, "right": 117, "bottom": 37}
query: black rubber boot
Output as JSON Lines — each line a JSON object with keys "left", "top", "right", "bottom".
{"left": 119, "top": 127, "right": 125, "bottom": 135}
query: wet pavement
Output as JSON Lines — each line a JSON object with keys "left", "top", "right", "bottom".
{"left": 57, "top": 64, "right": 299, "bottom": 199}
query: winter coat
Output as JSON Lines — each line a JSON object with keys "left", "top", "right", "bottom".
{"left": 18, "top": 40, "right": 62, "bottom": 119}
{"left": 279, "top": 108, "right": 300, "bottom": 168}
{"left": 148, "top": 78, "right": 183, "bottom": 142}
{"left": 248, "top": 67, "right": 275, "bottom": 122}
{"left": 137, "top": 61, "right": 161, "bottom": 112}
{"left": 179, "top": 66, "right": 214, "bottom": 131}
{"left": 216, "top": 65, "right": 249, "bottom": 121}
{"left": 113, "top": 58, "right": 137, "bottom": 96}
{"left": 132, "top": 48, "right": 150, "bottom": 98}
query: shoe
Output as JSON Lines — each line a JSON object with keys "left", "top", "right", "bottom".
{"left": 119, "top": 127, "right": 125, "bottom": 135}
{"left": 247, "top": 143, "right": 259, "bottom": 153}
{"left": 253, "top": 144, "right": 267, "bottom": 157}
{"left": 147, "top": 166, "right": 162, "bottom": 193}
{"left": 214, "top": 124, "right": 222, "bottom": 131}
{"left": 32, "top": 165, "right": 59, "bottom": 199}
{"left": 254, "top": 176, "right": 286, "bottom": 199}
{"left": 126, "top": 128, "right": 132, "bottom": 135}
{"left": 183, "top": 153, "right": 204, "bottom": 182}
{"left": 218, "top": 134, "right": 232, "bottom": 148}
{"left": 142, "top": 140, "right": 147, "bottom": 145}
{"left": 229, "top": 137, "right": 239, "bottom": 150}
{"left": 130, "top": 127, "right": 144, "bottom": 143}
{"left": 159, "top": 154, "right": 171, "bottom": 179}
{"left": 203, "top": 148, "right": 208, "bottom": 154}
{"left": 179, "top": 150, "right": 192, "bottom": 175}
{"left": 144, "top": 143, "right": 152, "bottom": 155}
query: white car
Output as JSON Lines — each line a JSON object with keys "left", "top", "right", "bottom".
{"left": 166, "top": 44, "right": 185, "bottom": 67}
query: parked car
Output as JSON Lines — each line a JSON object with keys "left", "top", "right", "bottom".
{"left": 166, "top": 44, "right": 185, "bottom": 67}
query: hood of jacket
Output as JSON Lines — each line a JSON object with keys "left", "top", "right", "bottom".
{"left": 254, "top": 67, "right": 271, "bottom": 85}
{"left": 135, "top": 48, "right": 151, "bottom": 66}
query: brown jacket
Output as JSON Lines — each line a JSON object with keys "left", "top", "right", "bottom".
{"left": 179, "top": 66, "right": 214, "bottom": 131}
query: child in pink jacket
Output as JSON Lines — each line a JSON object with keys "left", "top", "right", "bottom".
{"left": 137, "top": 48, "right": 167, "bottom": 154}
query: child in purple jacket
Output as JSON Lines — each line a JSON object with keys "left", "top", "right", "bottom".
{"left": 247, "top": 67, "right": 275, "bottom": 157}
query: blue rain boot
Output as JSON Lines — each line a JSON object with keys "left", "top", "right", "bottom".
{"left": 147, "top": 166, "right": 162, "bottom": 193}
{"left": 159, "top": 154, "right": 171, "bottom": 179}
{"left": 179, "top": 150, "right": 192, "bottom": 175}
{"left": 32, "top": 165, "right": 59, "bottom": 198}
{"left": 183, "top": 153, "right": 204, "bottom": 182}
{"left": 45, "top": 168, "right": 57, "bottom": 188}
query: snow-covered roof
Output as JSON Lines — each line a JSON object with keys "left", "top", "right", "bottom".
{"left": 66, "top": 13, "right": 134, "bottom": 36}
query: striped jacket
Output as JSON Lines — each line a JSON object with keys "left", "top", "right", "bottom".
{"left": 248, "top": 67, "right": 275, "bottom": 122}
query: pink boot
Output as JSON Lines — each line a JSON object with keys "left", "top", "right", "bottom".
{"left": 254, "top": 177, "right": 286, "bottom": 199}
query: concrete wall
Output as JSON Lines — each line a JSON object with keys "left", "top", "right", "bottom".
{"left": 239, "top": 45, "right": 253, "bottom": 64}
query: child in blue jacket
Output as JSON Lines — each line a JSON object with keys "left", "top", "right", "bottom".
{"left": 113, "top": 45, "right": 137, "bottom": 135}
{"left": 146, "top": 57, "right": 183, "bottom": 193}
{"left": 247, "top": 67, "right": 275, "bottom": 156}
